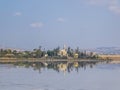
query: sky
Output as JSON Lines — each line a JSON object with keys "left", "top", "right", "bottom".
{"left": 0, "top": 0, "right": 120, "bottom": 50}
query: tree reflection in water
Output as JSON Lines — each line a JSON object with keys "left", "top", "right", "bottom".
{"left": 14, "top": 60, "right": 109, "bottom": 73}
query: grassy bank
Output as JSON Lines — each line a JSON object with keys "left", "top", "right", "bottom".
{"left": 99, "top": 55, "right": 120, "bottom": 60}
{"left": 0, "top": 57, "right": 110, "bottom": 63}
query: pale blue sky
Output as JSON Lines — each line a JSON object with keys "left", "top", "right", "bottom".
{"left": 0, "top": 0, "right": 120, "bottom": 50}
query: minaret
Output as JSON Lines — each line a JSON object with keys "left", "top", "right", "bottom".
{"left": 63, "top": 44, "right": 67, "bottom": 51}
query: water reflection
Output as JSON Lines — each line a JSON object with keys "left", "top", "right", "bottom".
{"left": 13, "top": 60, "right": 110, "bottom": 73}
{"left": 1, "top": 60, "right": 120, "bottom": 90}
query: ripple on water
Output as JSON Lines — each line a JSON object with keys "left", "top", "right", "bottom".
{"left": 32, "top": 88, "right": 54, "bottom": 90}
{"left": 32, "top": 88, "right": 87, "bottom": 90}
{"left": 0, "top": 82, "right": 33, "bottom": 88}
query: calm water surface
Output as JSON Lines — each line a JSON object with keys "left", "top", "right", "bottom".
{"left": 0, "top": 61, "right": 120, "bottom": 90}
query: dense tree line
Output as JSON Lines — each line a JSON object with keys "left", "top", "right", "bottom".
{"left": 0, "top": 46, "right": 99, "bottom": 59}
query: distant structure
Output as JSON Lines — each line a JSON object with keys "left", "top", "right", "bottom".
{"left": 58, "top": 45, "right": 67, "bottom": 57}
{"left": 86, "top": 51, "right": 96, "bottom": 57}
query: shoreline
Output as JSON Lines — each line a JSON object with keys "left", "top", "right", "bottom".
{"left": 0, "top": 58, "right": 110, "bottom": 63}
{"left": 0, "top": 58, "right": 120, "bottom": 64}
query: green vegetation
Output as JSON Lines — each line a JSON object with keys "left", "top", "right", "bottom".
{"left": 0, "top": 46, "right": 99, "bottom": 60}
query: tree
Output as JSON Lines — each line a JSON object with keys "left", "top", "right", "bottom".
{"left": 34, "top": 49, "right": 42, "bottom": 58}
{"left": 7, "top": 49, "right": 12, "bottom": 54}
{"left": 67, "top": 47, "right": 74, "bottom": 57}
{"left": 53, "top": 46, "right": 60, "bottom": 56}
{"left": 47, "top": 50, "right": 54, "bottom": 57}
{"left": 75, "top": 47, "right": 79, "bottom": 53}
{"left": 0, "top": 49, "right": 4, "bottom": 57}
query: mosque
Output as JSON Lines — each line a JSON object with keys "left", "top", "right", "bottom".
{"left": 58, "top": 45, "right": 67, "bottom": 57}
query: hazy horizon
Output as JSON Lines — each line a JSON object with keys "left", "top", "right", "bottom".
{"left": 0, "top": 0, "right": 120, "bottom": 50}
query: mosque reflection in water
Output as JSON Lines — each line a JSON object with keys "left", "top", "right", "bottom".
{"left": 14, "top": 60, "right": 108, "bottom": 73}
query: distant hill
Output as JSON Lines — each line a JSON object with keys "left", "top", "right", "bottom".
{"left": 91, "top": 47, "right": 120, "bottom": 55}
